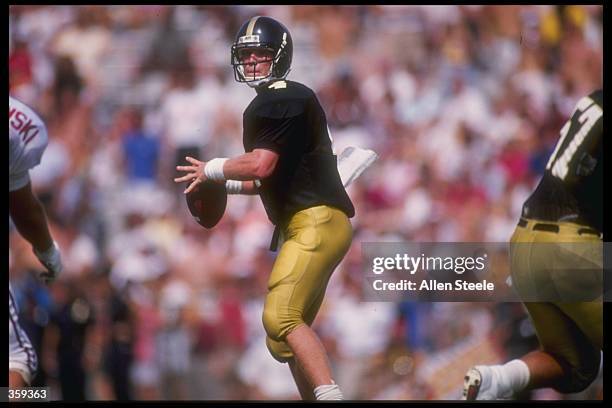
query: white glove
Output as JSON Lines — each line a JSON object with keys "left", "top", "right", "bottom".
{"left": 33, "top": 241, "right": 63, "bottom": 284}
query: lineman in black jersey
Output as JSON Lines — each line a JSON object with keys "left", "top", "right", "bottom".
{"left": 175, "top": 16, "right": 352, "bottom": 400}
{"left": 523, "top": 89, "right": 602, "bottom": 233}
{"left": 464, "top": 90, "right": 603, "bottom": 400}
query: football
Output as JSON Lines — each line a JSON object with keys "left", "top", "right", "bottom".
{"left": 185, "top": 180, "right": 227, "bottom": 229}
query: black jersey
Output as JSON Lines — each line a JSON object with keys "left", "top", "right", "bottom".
{"left": 522, "top": 90, "right": 603, "bottom": 232}
{"left": 243, "top": 80, "right": 355, "bottom": 227}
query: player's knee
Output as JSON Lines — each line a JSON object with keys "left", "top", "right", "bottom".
{"left": 9, "top": 361, "right": 37, "bottom": 386}
{"left": 262, "top": 304, "right": 280, "bottom": 339}
{"left": 266, "top": 336, "right": 293, "bottom": 363}
{"left": 262, "top": 303, "right": 303, "bottom": 341}
{"left": 555, "top": 351, "right": 601, "bottom": 393}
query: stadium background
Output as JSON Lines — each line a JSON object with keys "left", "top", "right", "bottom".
{"left": 8, "top": 5, "right": 603, "bottom": 400}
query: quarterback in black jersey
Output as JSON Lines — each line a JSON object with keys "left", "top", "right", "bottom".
{"left": 175, "top": 16, "right": 353, "bottom": 400}
{"left": 464, "top": 90, "right": 603, "bottom": 400}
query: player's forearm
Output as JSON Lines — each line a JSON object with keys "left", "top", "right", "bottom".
{"left": 223, "top": 151, "right": 273, "bottom": 181}
{"left": 10, "top": 196, "right": 54, "bottom": 252}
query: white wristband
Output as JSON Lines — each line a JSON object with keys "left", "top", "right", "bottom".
{"left": 204, "top": 158, "right": 228, "bottom": 181}
{"left": 225, "top": 180, "right": 243, "bottom": 194}
{"left": 33, "top": 240, "right": 62, "bottom": 283}
{"left": 34, "top": 240, "right": 60, "bottom": 261}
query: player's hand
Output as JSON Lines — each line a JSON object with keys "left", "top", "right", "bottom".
{"left": 33, "top": 241, "right": 63, "bottom": 284}
{"left": 175, "top": 156, "right": 208, "bottom": 194}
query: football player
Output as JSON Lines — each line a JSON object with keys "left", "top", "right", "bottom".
{"left": 463, "top": 90, "right": 603, "bottom": 400}
{"left": 9, "top": 95, "right": 63, "bottom": 388}
{"left": 175, "top": 16, "right": 354, "bottom": 400}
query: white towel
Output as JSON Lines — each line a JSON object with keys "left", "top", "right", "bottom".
{"left": 337, "top": 146, "right": 378, "bottom": 187}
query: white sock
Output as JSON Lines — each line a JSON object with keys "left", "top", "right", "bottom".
{"left": 482, "top": 359, "right": 530, "bottom": 398}
{"left": 314, "top": 382, "right": 344, "bottom": 400}
{"left": 502, "top": 359, "right": 530, "bottom": 393}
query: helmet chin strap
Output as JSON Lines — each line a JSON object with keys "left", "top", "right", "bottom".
{"left": 246, "top": 78, "right": 271, "bottom": 88}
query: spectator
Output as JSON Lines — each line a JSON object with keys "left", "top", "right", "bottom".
{"left": 46, "top": 279, "right": 95, "bottom": 401}
{"left": 121, "top": 107, "right": 161, "bottom": 184}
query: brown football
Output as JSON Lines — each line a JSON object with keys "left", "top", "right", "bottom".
{"left": 186, "top": 180, "right": 227, "bottom": 229}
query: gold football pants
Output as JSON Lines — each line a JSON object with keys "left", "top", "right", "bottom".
{"left": 263, "top": 205, "right": 352, "bottom": 362}
{"left": 510, "top": 219, "right": 602, "bottom": 392}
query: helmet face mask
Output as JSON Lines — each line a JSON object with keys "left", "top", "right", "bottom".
{"left": 232, "top": 44, "right": 276, "bottom": 84}
{"left": 231, "top": 16, "right": 293, "bottom": 88}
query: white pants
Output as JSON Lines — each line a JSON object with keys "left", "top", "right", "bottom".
{"left": 9, "top": 284, "right": 38, "bottom": 385}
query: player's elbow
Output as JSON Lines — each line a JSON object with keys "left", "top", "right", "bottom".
{"left": 254, "top": 163, "right": 275, "bottom": 179}
{"left": 253, "top": 152, "right": 277, "bottom": 179}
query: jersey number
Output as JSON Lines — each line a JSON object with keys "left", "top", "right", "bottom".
{"left": 545, "top": 96, "right": 602, "bottom": 180}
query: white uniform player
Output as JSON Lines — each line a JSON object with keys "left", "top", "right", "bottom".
{"left": 9, "top": 95, "right": 62, "bottom": 386}
{"left": 9, "top": 283, "right": 38, "bottom": 385}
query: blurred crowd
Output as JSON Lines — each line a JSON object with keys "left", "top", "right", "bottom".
{"left": 8, "top": 5, "right": 603, "bottom": 400}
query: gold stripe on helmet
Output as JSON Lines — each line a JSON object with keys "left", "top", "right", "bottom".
{"left": 246, "top": 16, "right": 260, "bottom": 36}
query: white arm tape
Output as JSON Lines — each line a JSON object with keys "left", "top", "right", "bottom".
{"left": 225, "top": 180, "right": 243, "bottom": 194}
{"left": 204, "top": 158, "right": 228, "bottom": 181}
